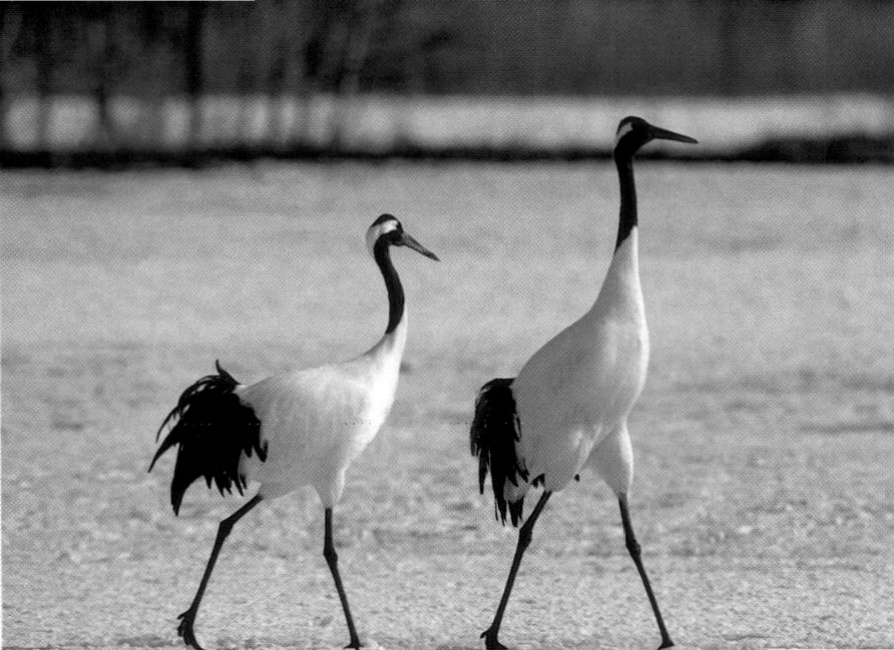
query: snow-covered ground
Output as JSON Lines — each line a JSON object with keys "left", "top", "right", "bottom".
{"left": 3, "top": 163, "right": 893, "bottom": 648}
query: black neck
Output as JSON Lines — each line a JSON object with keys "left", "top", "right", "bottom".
{"left": 373, "top": 239, "right": 404, "bottom": 334}
{"left": 614, "top": 153, "right": 637, "bottom": 250}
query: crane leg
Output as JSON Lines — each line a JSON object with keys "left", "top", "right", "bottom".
{"left": 176, "top": 494, "right": 264, "bottom": 650}
{"left": 618, "top": 494, "right": 674, "bottom": 649}
{"left": 481, "top": 491, "right": 551, "bottom": 650}
{"left": 323, "top": 508, "right": 362, "bottom": 649}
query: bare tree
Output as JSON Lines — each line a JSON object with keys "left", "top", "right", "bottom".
{"left": 328, "top": 0, "right": 380, "bottom": 150}
{"left": 33, "top": 8, "right": 56, "bottom": 151}
{"left": 0, "top": 4, "right": 23, "bottom": 151}
{"left": 87, "top": 5, "right": 117, "bottom": 151}
{"left": 185, "top": 2, "right": 206, "bottom": 151}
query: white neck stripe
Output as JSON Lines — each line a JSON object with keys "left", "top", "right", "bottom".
{"left": 614, "top": 122, "right": 634, "bottom": 148}
{"left": 366, "top": 220, "right": 399, "bottom": 257}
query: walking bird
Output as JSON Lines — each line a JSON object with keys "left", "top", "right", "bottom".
{"left": 149, "top": 214, "right": 438, "bottom": 650}
{"left": 470, "top": 117, "right": 696, "bottom": 649}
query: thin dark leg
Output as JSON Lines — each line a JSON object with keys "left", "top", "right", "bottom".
{"left": 618, "top": 494, "right": 674, "bottom": 649}
{"left": 323, "top": 508, "right": 362, "bottom": 649}
{"left": 176, "top": 494, "right": 263, "bottom": 650}
{"left": 481, "top": 491, "right": 552, "bottom": 650}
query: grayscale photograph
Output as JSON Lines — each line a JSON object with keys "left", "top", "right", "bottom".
{"left": 1, "top": 2, "right": 892, "bottom": 649}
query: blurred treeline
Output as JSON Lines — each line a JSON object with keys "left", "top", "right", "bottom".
{"left": 3, "top": 0, "right": 893, "bottom": 97}
{"left": 1, "top": 0, "right": 893, "bottom": 162}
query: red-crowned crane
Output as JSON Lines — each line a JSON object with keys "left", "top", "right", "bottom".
{"left": 470, "top": 117, "right": 697, "bottom": 649}
{"left": 150, "top": 214, "right": 438, "bottom": 650}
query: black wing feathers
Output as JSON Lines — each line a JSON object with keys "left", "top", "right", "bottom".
{"left": 470, "top": 377, "right": 528, "bottom": 526}
{"left": 149, "top": 361, "right": 267, "bottom": 515}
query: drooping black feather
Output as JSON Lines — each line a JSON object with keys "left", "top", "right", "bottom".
{"left": 470, "top": 377, "right": 529, "bottom": 526}
{"left": 149, "top": 360, "right": 267, "bottom": 515}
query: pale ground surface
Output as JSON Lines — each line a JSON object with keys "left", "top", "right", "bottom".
{"left": 2, "top": 163, "right": 893, "bottom": 649}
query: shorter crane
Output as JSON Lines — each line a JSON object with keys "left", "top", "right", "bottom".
{"left": 150, "top": 214, "right": 438, "bottom": 650}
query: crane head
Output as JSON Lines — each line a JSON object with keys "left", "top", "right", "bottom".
{"left": 366, "top": 214, "right": 440, "bottom": 261}
{"left": 614, "top": 116, "right": 697, "bottom": 157}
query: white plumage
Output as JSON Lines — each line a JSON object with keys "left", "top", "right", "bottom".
{"left": 150, "top": 214, "right": 437, "bottom": 650}
{"left": 240, "top": 326, "right": 405, "bottom": 505}
{"left": 510, "top": 230, "right": 648, "bottom": 497}
{"left": 471, "top": 117, "right": 696, "bottom": 650}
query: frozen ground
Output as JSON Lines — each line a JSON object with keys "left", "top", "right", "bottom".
{"left": 2, "top": 162, "right": 893, "bottom": 649}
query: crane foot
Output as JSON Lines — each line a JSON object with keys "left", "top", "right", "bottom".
{"left": 480, "top": 627, "right": 508, "bottom": 649}
{"left": 176, "top": 609, "right": 205, "bottom": 650}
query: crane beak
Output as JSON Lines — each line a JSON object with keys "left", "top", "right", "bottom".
{"left": 649, "top": 125, "right": 698, "bottom": 144}
{"left": 400, "top": 232, "right": 440, "bottom": 261}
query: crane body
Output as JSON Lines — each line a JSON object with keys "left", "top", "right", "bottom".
{"left": 239, "top": 328, "right": 404, "bottom": 504}
{"left": 471, "top": 117, "right": 696, "bottom": 650}
{"left": 510, "top": 230, "right": 648, "bottom": 499}
{"left": 150, "top": 214, "right": 437, "bottom": 650}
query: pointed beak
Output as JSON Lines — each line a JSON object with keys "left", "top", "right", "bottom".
{"left": 649, "top": 125, "right": 698, "bottom": 145}
{"left": 400, "top": 232, "right": 440, "bottom": 261}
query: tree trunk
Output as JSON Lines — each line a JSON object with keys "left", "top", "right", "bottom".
{"left": 185, "top": 3, "right": 205, "bottom": 151}
{"left": 89, "top": 6, "right": 116, "bottom": 152}
{"left": 0, "top": 5, "right": 23, "bottom": 151}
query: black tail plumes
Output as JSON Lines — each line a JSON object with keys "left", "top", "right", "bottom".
{"left": 470, "top": 378, "right": 529, "bottom": 526}
{"left": 150, "top": 361, "right": 267, "bottom": 515}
